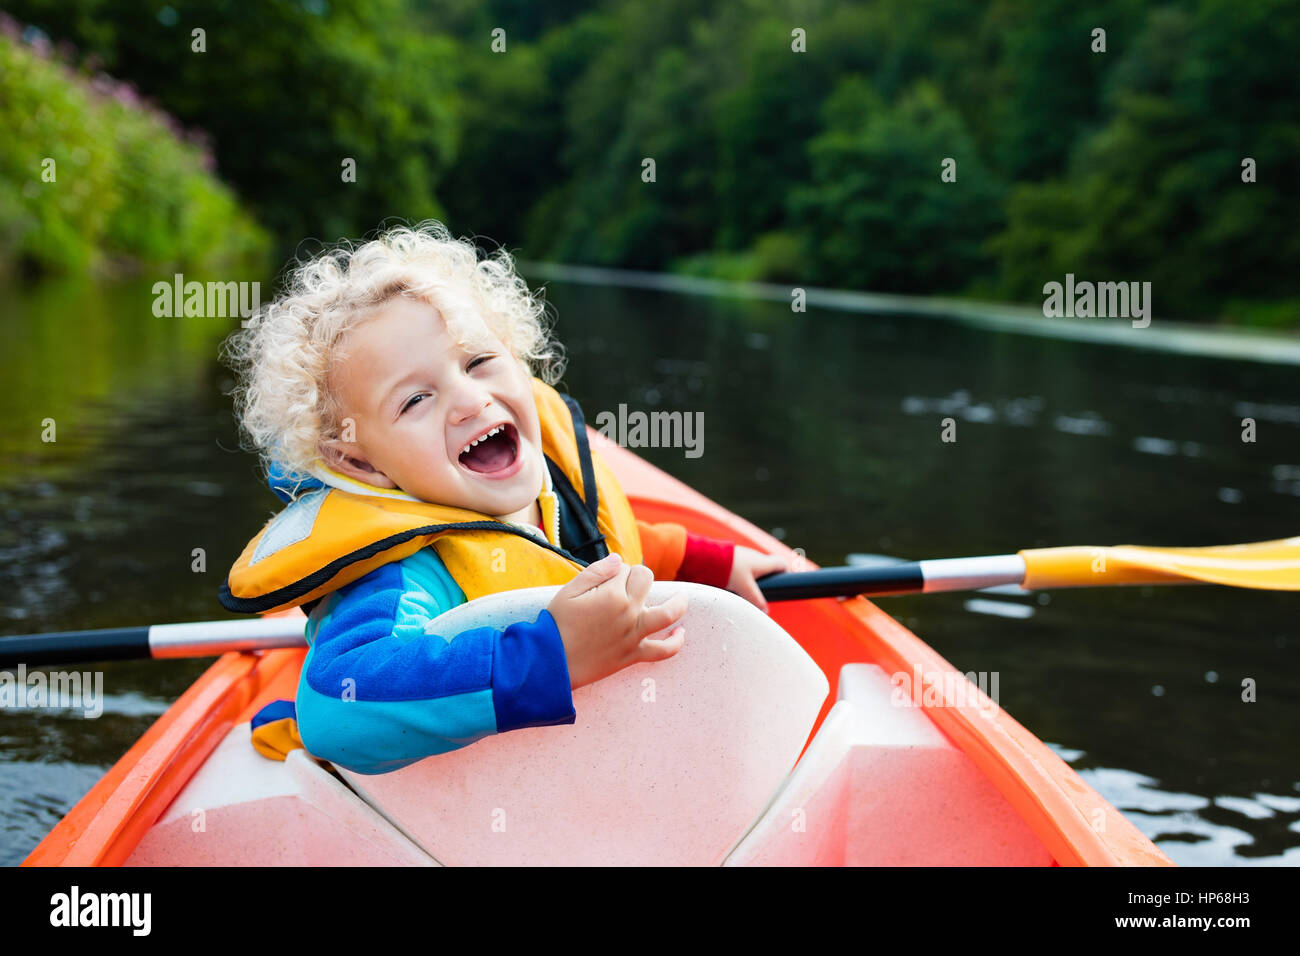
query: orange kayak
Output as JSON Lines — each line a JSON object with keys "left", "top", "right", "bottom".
{"left": 23, "top": 436, "right": 1172, "bottom": 867}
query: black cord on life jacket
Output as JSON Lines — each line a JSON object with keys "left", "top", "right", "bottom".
{"left": 547, "top": 393, "right": 611, "bottom": 563}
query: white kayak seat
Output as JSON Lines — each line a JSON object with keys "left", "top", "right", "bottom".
{"left": 335, "top": 583, "right": 829, "bottom": 866}
{"left": 125, "top": 723, "right": 437, "bottom": 866}
{"left": 724, "top": 663, "right": 1053, "bottom": 866}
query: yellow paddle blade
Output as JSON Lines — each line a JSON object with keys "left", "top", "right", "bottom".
{"left": 1019, "top": 537, "right": 1300, "bottom": 590}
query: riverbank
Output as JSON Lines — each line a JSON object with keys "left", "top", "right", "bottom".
{"left": 521, "top": 262, "right": 1300, "bottom": 367}
{"left": 0, "top": 20, "right": 268, "bottom": 277}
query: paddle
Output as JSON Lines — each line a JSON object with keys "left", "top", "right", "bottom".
{"left": 0, "top": 617, "right": 309, "bottom": 668}
{"left": 4, "top": 536, "right": 1296, "bottom": 666}
{"left": 757, "top": 536, "right": 1300, "bottom": 600}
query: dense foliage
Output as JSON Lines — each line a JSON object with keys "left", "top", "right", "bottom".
{"left": 5, "top": 0, "right": 457, "bottom": 246}
{"left": 6, "top": 0, "right": 1296, "bottom": 322}
{"left": 0, "top": 24, "right": 266, "bottom": 275}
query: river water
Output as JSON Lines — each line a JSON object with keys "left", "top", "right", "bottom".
{"left": 1, "top": 273, "right": 1297, "bottom": 865}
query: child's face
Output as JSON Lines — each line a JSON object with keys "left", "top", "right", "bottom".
{"left": 322, "top": 294, "right": 545, "bottom": 518}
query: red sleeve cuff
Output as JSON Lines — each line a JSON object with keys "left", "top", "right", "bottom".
{"left": 676, "top": 533, "right": 735, "bottom": 589}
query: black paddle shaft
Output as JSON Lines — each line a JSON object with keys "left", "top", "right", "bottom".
{"left": 757, "top": 564, "right": 925, "bottom": 601}
{"left": 0, "top": 627, "right": 151, "bottom": 668}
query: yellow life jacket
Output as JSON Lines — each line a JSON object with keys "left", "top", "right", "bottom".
{"left": 219, "top": 379, "right": 643, "bottom": 615}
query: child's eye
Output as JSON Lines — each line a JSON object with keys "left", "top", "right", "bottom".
{"left": 467, "top": 354, "right": 494, "bottom": 371}
{"left": 400, "top": 393, "right": 429, "bottom": 414}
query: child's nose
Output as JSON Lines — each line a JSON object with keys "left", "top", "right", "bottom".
{"left": 447, "top": 383, "right": 492, "bottom": 424}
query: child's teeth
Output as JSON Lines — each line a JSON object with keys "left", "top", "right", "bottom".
{"left": 461, "top": 425, "right": 506, "bottom": 458}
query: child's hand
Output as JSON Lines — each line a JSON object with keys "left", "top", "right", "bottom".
{"left": 726, "top": 546, "right": 789, "bottom": 614}
{"left": 547, "top": 552, "right": 687, "bottom": 690}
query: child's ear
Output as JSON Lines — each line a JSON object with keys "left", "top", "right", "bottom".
{"left": 319, "top": 441, "right": 398, "bottom": 489}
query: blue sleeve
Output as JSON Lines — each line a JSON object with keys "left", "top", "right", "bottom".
{"left": 294, "top": 548, "right": 576, "bottom": 775}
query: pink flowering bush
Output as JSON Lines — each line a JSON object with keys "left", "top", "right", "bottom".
{"left": 0, "top": 17, "right": 266, "bottom": 275}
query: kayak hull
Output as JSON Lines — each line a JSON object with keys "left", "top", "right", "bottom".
{"left": 23, "top": 434, "right": 1172, "bottom": 867}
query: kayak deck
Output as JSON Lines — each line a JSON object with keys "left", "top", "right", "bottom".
{"left": 24, "top": 435, "right": 1172, "bottom": 866}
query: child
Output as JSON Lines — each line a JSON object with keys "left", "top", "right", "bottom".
{"left": 220, "top": 222, "right": 785, "bottom": 774}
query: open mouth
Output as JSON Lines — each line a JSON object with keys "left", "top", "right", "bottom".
{"left": 457, "top": 422, "right": 521, "bottom": 476}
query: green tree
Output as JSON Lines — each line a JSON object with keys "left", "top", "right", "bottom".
{"left": 412, "top": 0, "right": 603, "bottom": 43}
{"left": 984, "top": 0, "right": 1147, "bottom": 181}
{"left": 789, "top": 77, "right": 1005, "bottom": 293}
{"left": 992, "top": 0, "right": 1300, "bottom": 318}
{"left": 7, "top": 0, "right": 459, "bottom": 244}
{"left": 526, "top": 0, "right": 723, "bottom": 266}
{"left": 436, "top": 17, "right": 608, "bottom": 249}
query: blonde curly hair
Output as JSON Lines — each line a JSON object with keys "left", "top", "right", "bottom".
{"left": 224, "top": 221, "right": 564, "bottom": 486}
